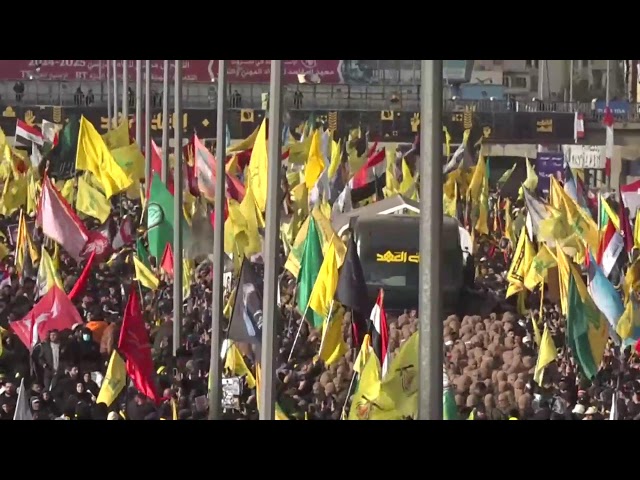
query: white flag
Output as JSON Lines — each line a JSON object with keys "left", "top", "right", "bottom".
{"left": 13, "top": 378, "right": 33, "bottom": 420}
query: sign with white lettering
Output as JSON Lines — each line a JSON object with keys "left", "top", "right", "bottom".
{"left": 563, "top": 145, "right": 606, "bottom": 170}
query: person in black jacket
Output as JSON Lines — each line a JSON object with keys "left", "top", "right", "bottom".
{"left": 38, "top": 330, "right": 73, "bottom": 390}
{"left": 70, "top": 328, "right": 101, "bottom": 373}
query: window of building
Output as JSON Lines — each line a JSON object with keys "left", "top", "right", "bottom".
{"left": 582, "top": 60, "right": 589, "bottom": 68}
{"left": 513, "top": 76, "right": 528, "bottom": 88}
{"left": 503, "top": 75, "right": 511, "bottom": 87}
{"left": 525, "top": 60, "right": 539, "bottom": 69}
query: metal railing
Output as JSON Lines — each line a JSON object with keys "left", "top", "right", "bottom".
{"left": 1, "top": 79, "right": 639, "bottom": 123}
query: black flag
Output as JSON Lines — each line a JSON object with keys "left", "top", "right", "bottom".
{"left": 335, "top": 233, "right": 369, "bottom": 346}
{"left": 227, "top": 258, "right": 264, "bottom": 345}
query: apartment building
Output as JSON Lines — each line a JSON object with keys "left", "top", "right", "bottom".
{"left": 495, "top": 60, "right": 624, "bottom": 102}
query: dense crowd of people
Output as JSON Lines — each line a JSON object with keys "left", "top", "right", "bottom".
{"left": 0, "top": 105, "right": 635, "bottom": 421}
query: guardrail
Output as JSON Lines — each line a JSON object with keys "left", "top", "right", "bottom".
{"left": 1, "top": 79, "right": 638, "bottom": 123}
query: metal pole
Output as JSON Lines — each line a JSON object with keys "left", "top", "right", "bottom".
{"left": 122, "top": 60, "right": 128, "bottom": 120}
{"left": 569, "top": 60, "right": 574, "bottom": 105}
{"left": 162, "top": 60, "right": 170, "bottom": 184}
{"left": 135, "top": 60, "right": 142, "bottom": 145}
{"left": 145, "top": 60, "right": 151, "bottom": 186}
{"left": 606, "top": 60, "right": 611, "bottom": 106}
{"left": 112, "top": 60, "right": 119, "bottom": 123}
{"left": 259, "top": 60, "right": 283, "bottom": 420}
{"left": 418, "top": 60, "right": 443, "bottom": 421}
{"left": 172, "top": 60, "right": 183, "bottom": 358}
{"left": 538, "top": 60, "right": 545, "bottom": 100}
{"left": 107, "top": 60, "right": 112, "bottom": 130}
{"left": 208, "top": 60, "right": 227, "bottom": 420}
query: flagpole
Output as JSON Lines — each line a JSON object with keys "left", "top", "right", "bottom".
{"left": 122, "top": 60, "right": 128, "bottom": 120}
{"left": 208, "top": 59, "right": 227, "bottom": 420}
{"left": 144, "top": 60, "right": 152, "bottom": 187}
{"left": 107, "top": 60, "right": 112, "bottom": 130}
{"left": 606, "top": 60, "right": 611, "bottom": 106}
{"left": 418, "top": 60, "right": 443, "bottom": 420}
{"left": 135, "top": 60, "right": 142, "bottom": 145}
{"left": 112, "top": 60, "right": 119, "bottom": 123}
{"left": 172, "top": 60, "right": 183, "bottom": 358}
{"left": 569, "top": 60, "right": 574, "bottom": 106}
{"left": 259, "top": 60, "right": 283, "bottom": 421}
{"left": 162, "top": 60, "right": 170, "bottom": 184}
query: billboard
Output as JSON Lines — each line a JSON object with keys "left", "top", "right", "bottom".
{"left": 0, "top": 60, "right": 346, "bottom": 84}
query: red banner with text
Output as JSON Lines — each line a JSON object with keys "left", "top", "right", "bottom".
{"left": 0, "top": 60, "right": 346, "bottom": 84}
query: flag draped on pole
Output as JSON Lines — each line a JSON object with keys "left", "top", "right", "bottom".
{"left": 13, "top": 378, "right": 33, "bottom": 420}
{"left": 604, "top": 106, "right": 614, "bottom": 178}
{"left": 37, "top": 175, "right": 90, "bottom": 262}
{"left": 118, "top": 285, "right": 159, "bottom": 403}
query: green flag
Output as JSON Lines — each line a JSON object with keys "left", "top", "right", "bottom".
{"left": 443, "top": 387, "right": 459, "bottom": 420}
{"left": 45, "top": 114, "right": 80, "bottom": 180}
{"left": 566, "top": 273, "right": 607, "bottom": 380}
{"left": 296, "top": 217, "right": 324, "bottom": 328}
{"left": 136, "top": 238, "right": 151, "bottom": 269}
{"left": 147, "top": 173, "right": 175, "bottom": 260}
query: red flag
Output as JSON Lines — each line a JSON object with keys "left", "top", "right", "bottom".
{"left": 37, "top": 175, "right": 90, "bottom": 262}
{"left": 160, "top": 243, "right": 174, "bottom": 277}
{"left": 118, "top": 285, "right": 159, "bottom": 403}
{"left": 81, "top": 229, "right": 112, "bottom": 261}
{"left": 146, "top": 140, "right": 174, "bottom": 198}
{"left": 68, "top": 252, "right": 97, "bottom": 302}
{"left": 603, "top": 107, "right": 614, "bottom": 178}
{"left": 10, "top": 286, "right": 82, "bottom": 349}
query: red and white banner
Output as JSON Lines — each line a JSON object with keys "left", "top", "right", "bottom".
{"left": 15, "top": 119, "right": 43, "bottom": 146}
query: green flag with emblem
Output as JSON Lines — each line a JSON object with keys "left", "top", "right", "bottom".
{"left": 147, "top": 173, "right": 191, "bottom": 261}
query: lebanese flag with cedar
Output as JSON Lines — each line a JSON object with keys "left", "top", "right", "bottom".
{"left": 118, "top": 285, "right": 159, "bottom": 403}
{"left": 10, "top": 286, "right": 82, "bottom": 349}
{"left": 603, "top": 106, "right": 614, "bottom": 178}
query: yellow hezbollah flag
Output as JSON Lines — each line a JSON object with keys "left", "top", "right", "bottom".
{"left": 101, "top": 117, "right": 131, "bottom": 150}
{"left": 616, "top": 297, "right": 636, "bottom": 340}
{"left": 247, "top": 119, "right": 268, "bottom": 212}
{"left": 76, "top": 116, "right": 133, "bottom": 199}
{"left": 550, "top": 176, "right": 599, "bottom": 252}
{"left": 36, "top": 245, "right": 63, "bottom": 297}
{"left": 76, "top": 176, "right": 112, "bottom": 223}
{"left": 134, "top": 256, "right": 160, "bottom": 290}
{"left": 524, "top": 244, "right": 557, "bottom": 291}
{"left": 556, "top": 246, "right": 571, "bottom": 316}
{"left": 506, "top": 225, "right": 535, "bottom": 296}
{"left": 96, "top": 351, "right": 127, "bottom": 407}
{"left": 0, "top": 172, "right": 27, "bottom": 216}
{"left": 224, "top": 342, "right": 256, "bottom": 389}
{"left": 318, "top": 306, "right": 348, "bottom": 366}
{"left": 353, "top": 334, "right": 372, "bottom": 374}
{"left": 305, "top": 129, "right": 325, "bottom": 190}
{"left": 348, "top": 352, "right": 382, "bottom": 420}
{"left": 533, "top": 323, "right": 556, "bottom": 385}
{"left": 309, "top": 242, "right": 339, "bottom": 319}
{"left": 255, "top": 363, "right": 289, "bottom": 420}
{"left": 227, "top": 124, "right": 260, "bottom": 153}
{"left": 374, "top": 331, "right": 419, "bottom": 419}
{"left": 518, "top": 157, "right": 538, "bottom": 200}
